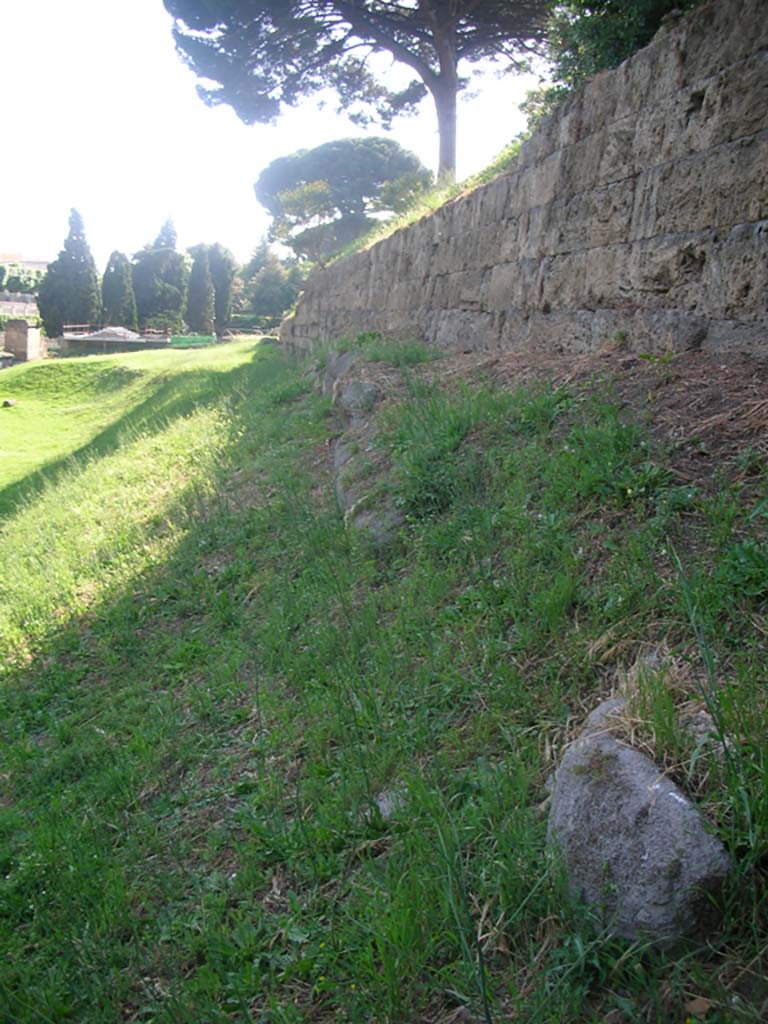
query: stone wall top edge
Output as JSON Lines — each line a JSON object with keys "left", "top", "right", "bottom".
{"left": 316, "top": 0, "right": 761, "bottom": 281}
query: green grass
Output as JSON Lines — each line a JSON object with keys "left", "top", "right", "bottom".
{"left": 0, "top": 341, "right": 268, "bottom": 515}
{"left": 170, "top": 335, "right": 217, "bottom": 348}
{"left": 0, "top": 344, "right": 766, "bottom": 1022}
{"left": 311, "top": 331, "right": 441, "bottom": 372}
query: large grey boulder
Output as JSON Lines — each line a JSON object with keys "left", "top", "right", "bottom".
{"left": 335, "top": 379, "right": 382, "bottom": 423}
{"left": 321, "top": 350, "right": 360, "bottom": 398}
{"left": 548, "top": 698, "right": 731, "bottom": 945}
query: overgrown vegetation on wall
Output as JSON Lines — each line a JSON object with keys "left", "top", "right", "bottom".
{"left": 524, "top": 0, "right": 706, "bottom": 124}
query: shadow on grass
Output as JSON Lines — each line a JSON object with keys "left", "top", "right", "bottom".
{"left": 0, "top": 354, "right": 334, "bottom": 1019}
{"left": 0, "top": 345, "right": 292, "bottom": 520}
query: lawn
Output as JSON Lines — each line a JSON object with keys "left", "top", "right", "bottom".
{"left": 0, "top": 337, "right": 766, "bottom": 1022}
{"left": 0, "top": 340, "right": 267, "bottom": 514}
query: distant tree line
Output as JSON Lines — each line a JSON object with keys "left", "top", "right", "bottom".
{"left": 36, "top": 209, "right": 304, "bottom": 339}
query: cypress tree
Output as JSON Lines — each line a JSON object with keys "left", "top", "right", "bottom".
{"left": 37, "top": 209, "right": 100, "bottom": 337}
{"left": 101, "top": 251, "right": 138, "bottom": 329}
{"left": 207, "top": 243, "right": 237, "bottom": 334}
{"left": 132, "top": 220, "right": 188, "bottom": 333}
{"left": 186, "top": 250, "right": 214, "bottom": 334}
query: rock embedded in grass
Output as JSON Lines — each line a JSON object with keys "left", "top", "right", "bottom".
{"left": 321, "top": 349, "right": 360, "bottom": 398}
{"left": 548, "top": 698, "right": 732, "bottom": 945}
{"left": 335, "top": 379, "right": 383, "bottom": 424}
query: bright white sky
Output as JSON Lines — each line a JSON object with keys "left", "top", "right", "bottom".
{"left": 0, "top": 0, "right": 541, "bottom": 271}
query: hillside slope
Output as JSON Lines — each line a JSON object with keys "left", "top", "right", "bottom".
{"left": 1, "top": 339, "right": 767, "bottom": 1022}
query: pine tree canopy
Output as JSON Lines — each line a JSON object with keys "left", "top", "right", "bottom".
{"left": 255, "top": 137, "right": 432, "bottom": 260}
{"left": 163, "top": 1, "right": 549, "bottom": 181}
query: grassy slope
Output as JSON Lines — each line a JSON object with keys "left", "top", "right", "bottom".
{"left": 0, "top": 341, "right": 766, "bottom": 1023}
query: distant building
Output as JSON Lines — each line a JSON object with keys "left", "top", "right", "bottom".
{"left": 58, "top": 325, "right": 170, "bottom": 356}
{"left": 0, "top": 254, "right": 49, "bottom": 274}
{"left": 0, "top": 292, "right": 38, "bottom": 319}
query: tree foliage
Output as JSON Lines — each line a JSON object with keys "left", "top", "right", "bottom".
{"left": 256, "top": 137, "right": 432, "bottom": 260}
{"left": 524, "top": 0, "right": 703, "bottom": 126}
{"left": 101, "top": 251, "right": 138, "bottom": 330}
{"left": 132, "top": 221, "right": 188, "bottom": 332}
{"left": 0, "top": 265, "right": 44, "bottom": 295}
{"left": 206, "top": 243, "right": 238, "bottom": 333}
{"left": 187, "top": 243, "right": 238, "bottom": 333}
{"left": 186, "top": 249, "right": 215, "bottom": 334}
{"left": 239, "top": 243, "right": 306, "bottom": 323}
{"left": 164, "top": 0, "right": 549, "bottom": 181}
{"left": 37, "top": 209, "right": 101, "bottom": 337}
{"left": 547, "top": 0, "right": 702, "bottom": 88}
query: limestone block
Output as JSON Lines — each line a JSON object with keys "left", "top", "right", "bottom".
{"left": 654, "top": 134, "right": 768, "bottom": 235}
{"left": 581, "top": 69, "right": 620, "bottom": 138}
{"left": 470, "top": 223, "right": 505, "bottom": 271}
{"left": 498, "top": 218, "right": 522, "bottom": 263}
{"left": 555, "top": 91, "right": 585, "bottom": 149}
{"left": 455, "top": 270, "right": 487, "bottom": 309}
{"left": 548, "top": 698, "right": 731, "bottom": 944}
{"left": 632, "top": 105, "right": 671, "bottom": 170}
{"left": 557, "top": 132, "right": 605, "bottom": 196}
{"left": 477, "top": 177, "right": 510, "bottom": 227}
{"left": 636, "top": 309, "right": 709, "bottom": 352}
{"left": 702, "top": 318, "right": 768, "bottom": 354}
{"left": 506, "top": 152, "right": 562, "bottom": 220}
{"left": 527, "top": 310, "right": 595, "bottom": 355}
{"left": 708, "top": 51, "right": 768, "bottom": 144}
{"left": 584, "top": 246, "right": 633, "bottom": 307}
{"left": 612, "top": 44, "right": 668, "bottom": 123}
{"left": 486, "top": 260, "right": 540, "bottom": 311}
{"left": 707, "top": 221, "right": 768, "bottom": 317}
{"left": 539, "top": 252, "right": 589, "bottom": 310}
{"left": 433, "top": 309, "right": 497, "bottom": 351}
{"left": 517, "top": 206, "right": 550, "bottom": 260}
{"left": 589, "top": 181, "right": 637, "bottom": 247}
{"left": 628, "top": 237, "right": 695, "bottom": 296}
{"left": 497, "top": 309, "right": 532, "bottom": 351}
{"left": 597, "top": 119, "right": 638, "bottom": 186}
{"left": 657, "top": 53, "right": 768, "bottom": 165}
{"left": 679, "top": 0, "right": 768, "bottom": 86}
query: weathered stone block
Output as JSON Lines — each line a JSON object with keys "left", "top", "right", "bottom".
{"left": 548, "top": 699, "right": 731, "bottom": 944}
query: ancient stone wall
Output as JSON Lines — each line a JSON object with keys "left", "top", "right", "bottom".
{"left": 282, "top": 0, "right": 768, "bottom": 358}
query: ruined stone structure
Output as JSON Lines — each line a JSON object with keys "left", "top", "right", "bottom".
{"left": 283, "top": 0, "right": 768, "bottom": 358}
{"left": 4, "top": 320, "right": 45, "bottom": 362}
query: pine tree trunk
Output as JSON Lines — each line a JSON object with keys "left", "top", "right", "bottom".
{"left": 429, "top": 12, "right": 459, "bottom": 186}
{"left": 434, "top": 82, "right": 458, "bottom": 184}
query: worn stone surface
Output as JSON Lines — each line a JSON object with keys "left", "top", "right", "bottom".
{"left": 334, "top": 437, "right": 404, "bottom": 547}
{"left": 321, "top": 350, "right": 360, "bottom": 398}
{"left": 344, "top": 500, "right": 404, "bottom": 548}
{"left": 548, "top": 698, "right": 731, "bottom": 945}
{"left": 323, "top": 359, "right": 404, "bottom": 547}
{"left": 282, "top": 0, "right": 768, "bottom": 359}
{"left": 335, "top": 380, "right": 383, "bottom": 423}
